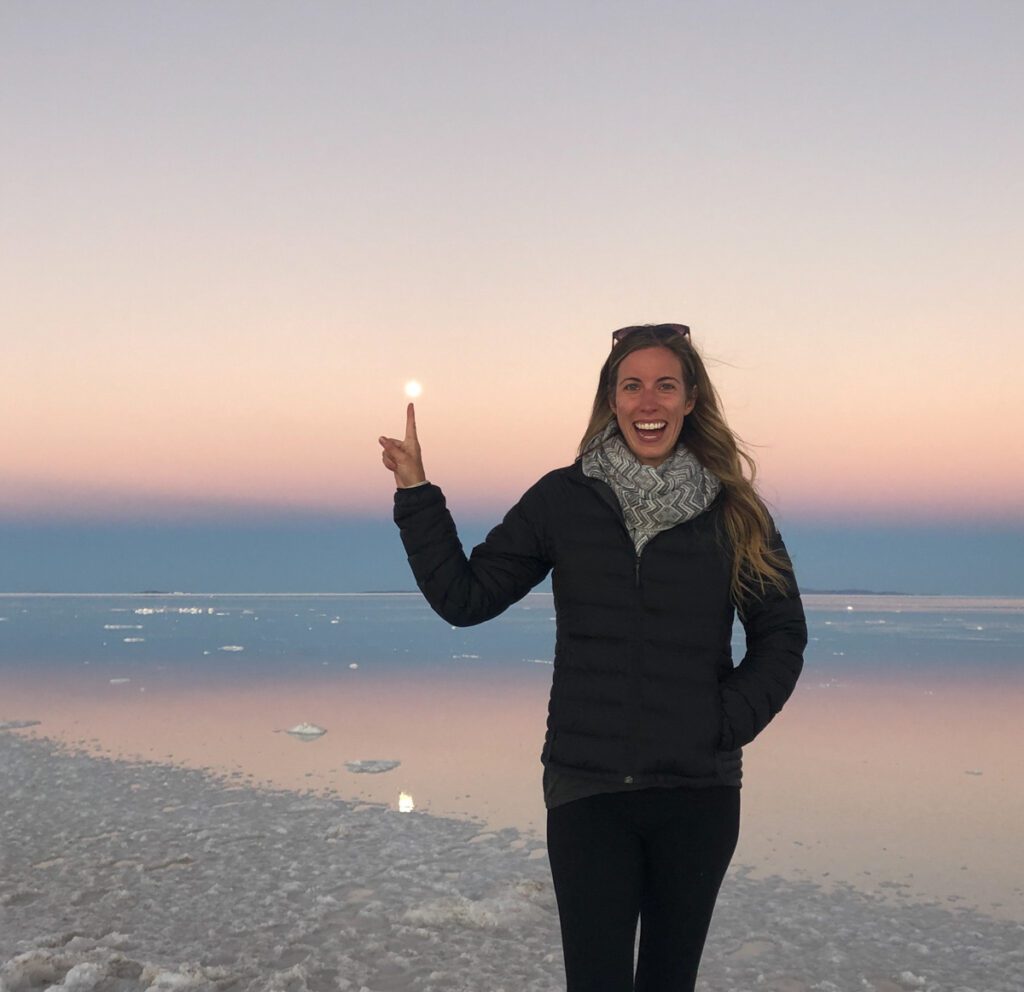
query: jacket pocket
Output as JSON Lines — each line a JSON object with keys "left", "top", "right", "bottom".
{"left": 715, "top": 678, "right": 738, "bottom": 753}
{"left": 541, "top": 730, "right": 557, "bottom": 764}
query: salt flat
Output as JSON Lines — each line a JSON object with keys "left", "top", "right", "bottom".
{"left": 2, "top": 731, "right": 1021, "bottom": 992}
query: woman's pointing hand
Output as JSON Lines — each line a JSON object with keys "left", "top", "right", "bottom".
{"left": 379, "top": 402, "right": 427, "bottom": 488}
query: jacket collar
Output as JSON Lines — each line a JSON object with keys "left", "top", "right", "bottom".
{"left": 567, "top": 459, "right": 625, "bottom": 520}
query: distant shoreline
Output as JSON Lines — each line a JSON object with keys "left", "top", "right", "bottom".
{"left": 1, "top": 589, "right": 1022, "bottom": 600}
{"left": 800, "top": 587, "right": 909, "bottom": 596}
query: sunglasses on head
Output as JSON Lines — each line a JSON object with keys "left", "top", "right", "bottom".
{"left": 611, "top": 323, "right": 691, "bottom": 345}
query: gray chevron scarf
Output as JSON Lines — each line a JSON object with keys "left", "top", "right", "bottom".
{"left": 581, "top": 421, "right": 721, "bottom": 555}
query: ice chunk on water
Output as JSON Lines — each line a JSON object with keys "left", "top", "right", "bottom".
{"left": 284, "top": 723, "right": 327, "bottom": 740}
{"left": 345, "top": 759, "right": 400, "bottom": 774}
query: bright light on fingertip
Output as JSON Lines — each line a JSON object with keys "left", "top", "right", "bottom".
{"left": 404, "top": 380, "right": 423, "bottom": 399}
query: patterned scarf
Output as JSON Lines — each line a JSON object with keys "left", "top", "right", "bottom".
{"left": 581, "top": 421, "right": 722, "bottom": 555}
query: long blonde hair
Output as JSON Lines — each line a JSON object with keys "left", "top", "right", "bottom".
{"left": 578, "top": 325, "right": 791, "bottom": 605}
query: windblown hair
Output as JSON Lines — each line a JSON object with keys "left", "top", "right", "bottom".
{"left": 578, "top": 325, "right": 791, "bottom": 605}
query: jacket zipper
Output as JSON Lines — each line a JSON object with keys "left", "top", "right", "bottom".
{"left": 589, "top": 476, "right": 644, "bottom": 779}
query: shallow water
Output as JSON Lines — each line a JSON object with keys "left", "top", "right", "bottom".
{"left": 4, "top": 591, "right": 1023, "bottom": 673}
{"left": 2, "top": 592, "right": 1023, "bottom": 924}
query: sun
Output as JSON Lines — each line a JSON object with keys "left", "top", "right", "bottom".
{"left": 404, "top": 380, "right": 423, "bottom": 399}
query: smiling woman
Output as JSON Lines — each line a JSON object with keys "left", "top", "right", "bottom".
{"left": 579, "top": 325, "right": 790, "bottom": 604}
{"left": 380, "top": 321, "right": 807, "bottom": 992}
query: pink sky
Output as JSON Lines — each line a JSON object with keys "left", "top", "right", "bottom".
{"left": 4, "top": 3, "right": 1022, "bottom": 525}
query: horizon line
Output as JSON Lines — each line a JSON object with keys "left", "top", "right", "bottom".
{"left": 3, "top": 590, "right": 1023, "bottom": 601}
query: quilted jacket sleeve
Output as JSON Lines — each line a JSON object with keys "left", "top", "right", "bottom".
{"left": 719, "top": 527, "right": 807, "bottom": 750}
{"left": 393, "top": 481, "right": 553, "bottom": 627}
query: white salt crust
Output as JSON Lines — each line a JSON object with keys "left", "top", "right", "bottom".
{"left": 1, "top": 732, "right": 1022, "bottom": 992}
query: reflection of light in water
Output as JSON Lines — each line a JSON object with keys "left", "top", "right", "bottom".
{"left": 398, "top": 792, "right": 415, "bottom": 813}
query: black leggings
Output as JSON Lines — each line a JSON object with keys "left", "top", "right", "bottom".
{"left": 546, "top": 786, "right": 740, "bottom": 992}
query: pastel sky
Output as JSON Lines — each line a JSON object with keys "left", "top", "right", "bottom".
{"left": 3, "top": 2, "right": 1023, "bottom": 592}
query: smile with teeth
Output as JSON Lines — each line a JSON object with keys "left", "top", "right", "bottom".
{"left": 634, "top": 421, "right": 667, "bottom": 431}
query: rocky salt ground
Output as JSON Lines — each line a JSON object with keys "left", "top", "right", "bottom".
{"left": 1, "top": 732, "right": 1022, "bottom": 992}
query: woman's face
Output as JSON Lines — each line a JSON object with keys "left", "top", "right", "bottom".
{"left": 610, "top": 346, "right": 695, "bottom": 467}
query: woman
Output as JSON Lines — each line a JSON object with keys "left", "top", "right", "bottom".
{"left": 379, "top": 324, "right": 806, "bottom": 991}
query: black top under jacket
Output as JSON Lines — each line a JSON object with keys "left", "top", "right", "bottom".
{"left": 393, "top": 462, "right": 807, "bottom": 791}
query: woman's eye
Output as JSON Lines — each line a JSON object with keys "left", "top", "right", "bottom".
{"left": 659, "top": 382, "right": 677, "bottom": 391}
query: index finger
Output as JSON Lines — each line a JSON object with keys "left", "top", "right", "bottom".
{"left": 404, "top": 402, "right": 417, "bottom": 443}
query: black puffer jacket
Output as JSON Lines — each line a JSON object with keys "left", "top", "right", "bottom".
{"left": 394, "top": 462, "right": 806, "bottom": 789}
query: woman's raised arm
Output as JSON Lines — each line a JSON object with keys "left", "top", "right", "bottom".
{"left": 393, "top": 480, "right": 552, "bottom": 627}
